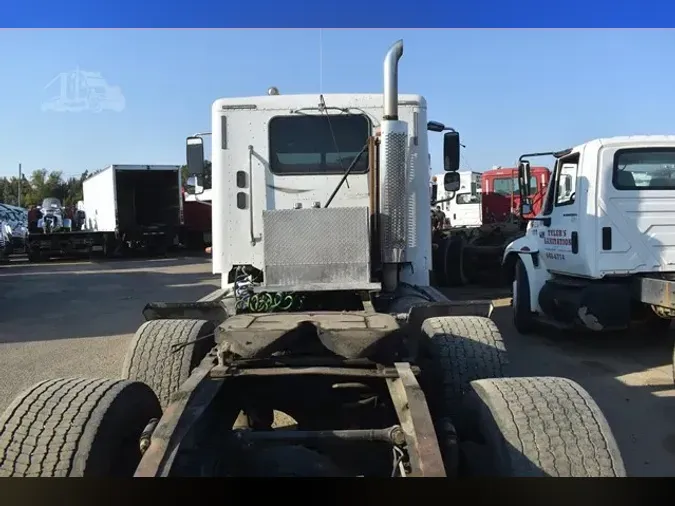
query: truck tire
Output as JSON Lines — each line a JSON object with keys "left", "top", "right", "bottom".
{"left": 461, "top": 377, "right": 626, "bottom": 477}
{"left": 102, "top": 235, "right": 117, "bottom": 259}
{"left": 121, "top": 319, "right": 216, "bottom": 408}
{"left": 0, "top": 378, "right": 161, "bottom": 477}
{"left": 644, "top": 313, "right": 672, "bottom": 336}
{"left": 512, "top": 258, "right": 535, "bottom": 334}
{"left": 422, "top": 316, "right": 508, "bottom": 425}
{"left": 431, "top": 236, "right": 448, "bottom": 287}
{"left": 444, "top": 236, "right": 466, "bottom": 287}
{"left": 27, "top": 249, "right": 43, "bottom": 263}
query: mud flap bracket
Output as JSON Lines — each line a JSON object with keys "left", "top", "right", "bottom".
{"left": 142, "top": 301, "right": 229, "bottom": 322}
{"left": 405, "top": 300, "right": 494, "bottom": 331}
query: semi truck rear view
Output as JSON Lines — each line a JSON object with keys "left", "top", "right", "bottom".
{"left": 82, "top": 165, "right": 183, "bottom": 255}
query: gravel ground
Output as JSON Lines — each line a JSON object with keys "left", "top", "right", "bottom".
{"left": 0, "top": 257, "right": 673, "bottom": 476}
{"left": 0, "top": 255, "right": 219, "bottom": 410}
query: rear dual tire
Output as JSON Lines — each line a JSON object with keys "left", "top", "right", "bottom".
{"left": 461, "top": 376, "right": 626, "bottom": 477}
{"left": 121, "top": 319, "right": 215, "bottom": 408}
{"left": 0, "top": 378, "right": 161, "bottom": 477}
{"left": 421, "top": 315, "right": 625, "bottom": 477}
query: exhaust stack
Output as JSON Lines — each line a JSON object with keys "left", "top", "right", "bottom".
{"left": 383, "top": 40, "right": 403, "bottom": 120}
{"left": 379, "top": 40, "right": 409, "bottom": 292}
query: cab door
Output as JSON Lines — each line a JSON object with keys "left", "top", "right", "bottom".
{"left": 533, "top": 153, "right": 585, "bottom": 276}
{"left": 451, "top": 189, "right": 482, "bottom": 227}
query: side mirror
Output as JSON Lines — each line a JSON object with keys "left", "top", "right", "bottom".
{"left": 430, "top": 182, "right": 438, "bottom": 203}
{"left": 427, "top": 121, "right": 446, "bottom": 133}
{"left": 186, "top": 136, "right": 205, "bottom": 175}
{"left": 444, "top": 171, "right": 461, "bottom": 192}
{"left": 518, "top": 160, "right": 532, "bottom": 197}
{"left": 443, "top": 131, "right": 460, "bottom": 172}
{"left": 186, "top": 176, "right": 204, "bottom": 195}
{"left": 522, "top": 198, "right": 533, "bottom": 216}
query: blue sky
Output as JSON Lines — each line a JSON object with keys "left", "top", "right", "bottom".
{"left": 0, "top": 29, "right": 673, "bottom": 179}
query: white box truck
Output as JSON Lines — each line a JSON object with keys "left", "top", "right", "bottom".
{"left": 26, "top": 164, "right": 184, "bottom": 261}
{"left": 81, "top": 164, "right": 183, "bottom": 255}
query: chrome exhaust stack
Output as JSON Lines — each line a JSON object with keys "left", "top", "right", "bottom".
{"left": 383, "top": 40, "right": 403, "bottom": 120}
{"left": 379, "top": 40, "right": 409, "bottom": 292}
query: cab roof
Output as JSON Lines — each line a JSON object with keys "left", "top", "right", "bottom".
{"left": 212, "top": 93, "right": 427, "bottom": 114}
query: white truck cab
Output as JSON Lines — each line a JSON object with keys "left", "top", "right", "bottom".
{"left": 503, "top": 135, "right": 675, "bottom": 333}
{"left": 445, "top": 171, "right": 482, "bottom": 228}
{"left": 209, "top": 93, "right": 435, "bottom": 289}
{"left": 185, "top": 41, "right": 463, "bottom": 304}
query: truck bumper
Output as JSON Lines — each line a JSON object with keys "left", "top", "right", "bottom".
{"left": 633, "top": 276, "right": 675, "bottom": 310}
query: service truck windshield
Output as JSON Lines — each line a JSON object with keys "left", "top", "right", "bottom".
{"left": 614, "top": 148, "right": 675, "bottom": 190}
{"left": 492, "top": 176, "right": 538, "bottom": 196}
{"left": 268, "top": 114, "right": 370, "bottom": 176}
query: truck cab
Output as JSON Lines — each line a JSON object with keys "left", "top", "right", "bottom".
{"left": 480, "top": 166, "right": 549, "bottom": 224}
{"left": 504, "top": 135, "right": 675, "bottom": 333}
{"left": 435, "top": 171, "right": 482, "bottom": 228}
{"left": 190, "top": 92, "right": 461, "bottom": 295}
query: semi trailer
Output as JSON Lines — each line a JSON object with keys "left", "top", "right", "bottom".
{"left": 0, "top": 40, "right": 625, "bottom": 478}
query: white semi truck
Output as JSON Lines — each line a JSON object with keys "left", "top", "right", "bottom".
{"left": 504, "top": 137, "right": 675, "bottom": 335}
{"left": 0, "top": 40, "right": 625, "bottom": 478}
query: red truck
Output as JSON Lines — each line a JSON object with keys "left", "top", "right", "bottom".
{"left": 180, "top": 188, "right": 212, "bottom": 251}
{"left": 432, "top": 165, "right": 551, "bottom": 287}
{"left": 480, "top": 166, "right": 550, "bottom": 223}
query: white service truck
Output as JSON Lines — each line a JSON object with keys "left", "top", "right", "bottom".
{"left": 0, "top": 40, "right": 625, "bottom": 478}
{"left": 81, "top": 164, "right": 183, "bottom": 256}
{"left": 503, "top": 136, "right": 675, "bottom": 334}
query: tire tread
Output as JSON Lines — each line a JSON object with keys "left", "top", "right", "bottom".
{"left": 121, "top": 319, "right": 214, "bottom": 407}
{"left": 0, "top": 378, "right": 135, "bottom": 477}
{"left": 470, "top": 376, "right": 625, "bottom": 477}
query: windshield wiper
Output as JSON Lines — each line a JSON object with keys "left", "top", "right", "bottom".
{"left": 324, "top": 143, "right": 369, "bottom": 208}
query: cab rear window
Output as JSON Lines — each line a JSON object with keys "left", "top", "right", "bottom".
{"left": 268, "top": 114, "right": 370, "bottom": 176}
{"left": 613, "top": 148, "right": 675, "bottom": 190}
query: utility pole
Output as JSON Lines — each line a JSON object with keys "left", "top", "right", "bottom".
{"left": 17, "top": 163, "right": 21, "bottom": 207}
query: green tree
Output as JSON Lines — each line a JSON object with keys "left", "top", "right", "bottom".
{"left": 0, "top": 168, "right": 88, "bottom": 207}
{"left": 180, "top": 160, "right": 212, "bottom": 189}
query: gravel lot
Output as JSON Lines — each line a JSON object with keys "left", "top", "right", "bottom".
{"left": 0, "top": 256, "right": 673, "bottom": 476}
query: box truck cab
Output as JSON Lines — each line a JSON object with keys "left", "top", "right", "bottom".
{"left": 504, "top": 135, "right": 675, "bottom": 334}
